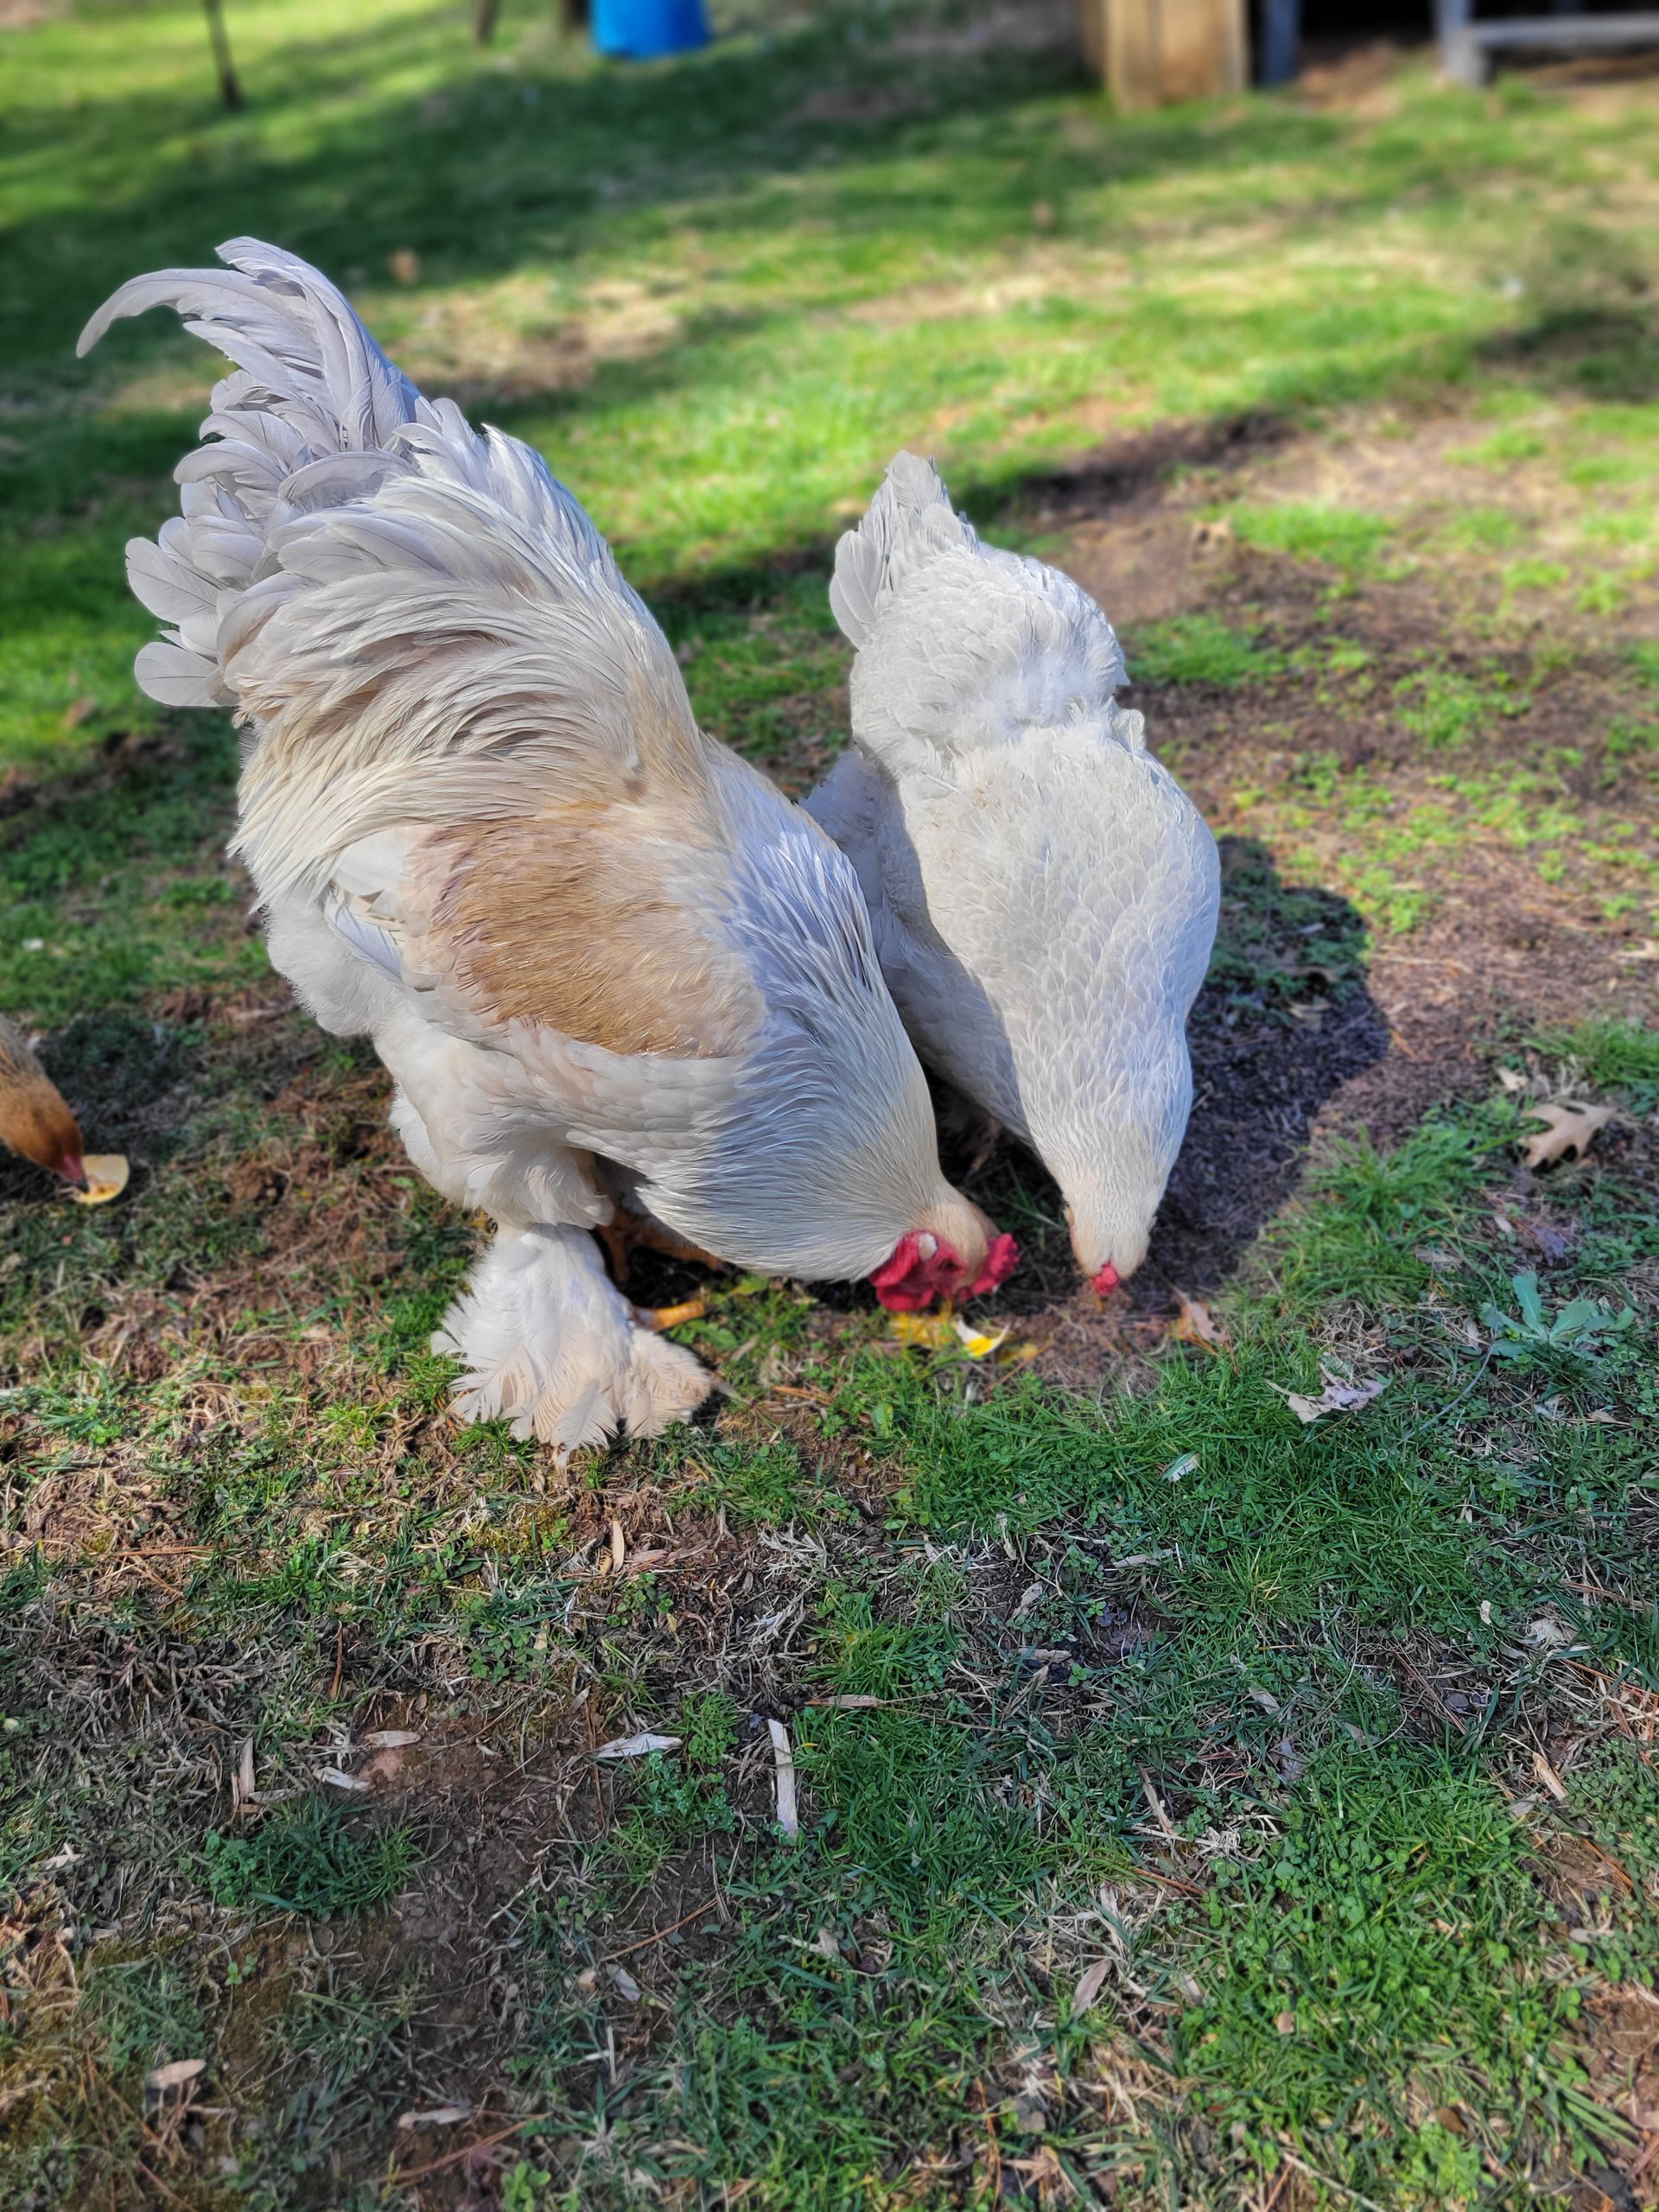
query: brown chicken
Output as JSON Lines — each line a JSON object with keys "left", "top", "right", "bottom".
{"left": 0, "top": 1016, "right": 86, "bottom": 1188}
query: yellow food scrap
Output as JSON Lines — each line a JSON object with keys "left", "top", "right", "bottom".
{"left": 71, "top": 1154, "right": 129, "bottom": 1206}
{"left": 889, "top": 1311, "right": 1021, "bottom": 1362}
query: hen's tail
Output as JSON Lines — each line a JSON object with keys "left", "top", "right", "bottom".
{"left": 829, "top": 451, "right": 1129, "bottom": 767}
{"left": 79, "top": 241, "right": 698, "bottom": 895}
{"left": 829, "top": 451, "right": 976, "bottom": 650}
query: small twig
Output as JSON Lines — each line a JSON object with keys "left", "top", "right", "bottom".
{"left": 395, "top": 2116, "right": 537, "bottom": 2182}
{"left": 1126, "top": 1859, "right": 1203, "bottom": 1898}
{"left": 1395, "top": 1652, "right": 1467, "bottom": 1735}
{"left": 329, "top": 1622, "right": 344, "bottom": 1702}
{"left": 1564, "top": 1580, "right": 1650, "bottom": 1612}
{"left": 1278, "top": 2148, "right": 1390, "bottom": 2212}
{"left": 1138, "top": 1768, "right": 1179, "bottom": 1840}
{"left": 131, "top": 2159, "right": 190, "bottom": 2210}
{"left": 1260, "top": 2158, "right": 1297, "bottom": 2212}
{"left": 601, "top": 1897, "right": 719, "bottom": 1962}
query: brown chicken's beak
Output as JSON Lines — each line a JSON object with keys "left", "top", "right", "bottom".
{"left": 60, "top": 1153, "right": 88, "bottom": 1190}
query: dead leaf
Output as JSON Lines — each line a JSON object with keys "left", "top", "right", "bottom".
{"left": 1169, "top": 1294, "right": 1228, "bottom": 1351}
{"left": 362, "top": 1730, "right": 421, "bottom": 1750}
{"left": 610, "top": 1516, "right": 626, "bottom": 1573}
{"left": 952, "top": 1314, "right": 1009, "bottom": 1359}
{"left": 1272, "top": 1372, "right": 1386, "bottom": 1424}
{"left": 61, "top": 696, "right": 97, "bottom": 730}
{"left": 1275, "top": 2012, "right": 1297, "bottom": 2036}
{"left": 813, "top": 1927, "right": 840, "bottom": 1960}
{"left": 397, "top": 2106, "right": 472, "bottom": 2129}
{"left": 388, "top": 247, "right": 422, "bottom": 285}
{"left": 607, "top": 1964, "right": 642, "bottom": 2002}
{"left": 1415, "top": 1245, "right": 1464, "bottom": 1272}
{"left": 1071, "top": 1957, "right": 1112, "bottom": 2017}
{"left": 146, "top": 2057, "right": 206, "bottom": 2094}
{"left": 70, "top": 1154, "right": 129, "bottom": 1206}
{"left": 316, "top": 1765, "right": 369, "bottom": 1792}
{"left": 1532, "top": 1751, "right": 1568, "bottom": 1803}
{"left": 889, "top": 1311, "right": 988, "bottom": 1356}
{"left": 593, "top": 1732, "right": 681, "bottom": 1761}
{"left": 230, "top": 1736, "right": 257, "bottom": 1816}
{"left": 806, "top": 1694, "right": 884, "bottom": 1710}
{"left": 768, "top": 1717, "right": 799, "bottom": 1839}
{"left": 1522, "top": 1102, "right": 1613, "bottom": 1171}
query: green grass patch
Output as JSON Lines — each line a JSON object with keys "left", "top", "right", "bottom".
{"left": 1226, "top": 501, "right": 1395, "bottom": 577}
{"left": 5, "top": 4, "right": 1659, "bottom": 2201}
{"left": 201, "top": 1797, "right": 423, "bottom": 1917}
{"left": 1126, "top": 612, "right": 1281, "bottom": 689}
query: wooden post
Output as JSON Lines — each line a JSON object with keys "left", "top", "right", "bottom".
{"left": 1077, "top": 0, "right": 1248, "bottom": 111}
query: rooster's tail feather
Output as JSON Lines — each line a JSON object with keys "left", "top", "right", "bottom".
{"left": 78, "top": 241, "right": 696, "bottom": 896}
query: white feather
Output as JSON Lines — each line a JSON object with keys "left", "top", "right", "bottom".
{"left": 810, "top": 449, "right": 1219, "bottom": 1283}
{"left": 82, "top": 244, "right": 982, "bottom": 1447}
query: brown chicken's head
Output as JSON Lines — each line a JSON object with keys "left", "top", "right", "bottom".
{"left": 0, "top": 1081, "right": 86, "bottom": 1187}
{"left": 869, "top": 1194, "right": 1019, "bottom": 1313}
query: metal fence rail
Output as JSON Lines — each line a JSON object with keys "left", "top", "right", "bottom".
{"left": 1437, "top": 0, "right": 1659, "bottom": 86}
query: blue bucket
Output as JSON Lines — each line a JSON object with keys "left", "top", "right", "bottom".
{"left": 592, "top": 0, "right": 709, "bottom": 59}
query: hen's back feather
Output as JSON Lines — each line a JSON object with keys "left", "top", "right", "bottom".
{"left": 830, "top": 452, "right": 1128, "bottom": 774}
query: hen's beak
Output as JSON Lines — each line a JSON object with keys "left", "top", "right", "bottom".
{"left": 59, "top": 1153, "right": 88, "bottom": 1190}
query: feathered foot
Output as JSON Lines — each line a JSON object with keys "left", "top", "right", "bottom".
{"left": 432, "top": 1223, "right": 713, "bottom": 1460}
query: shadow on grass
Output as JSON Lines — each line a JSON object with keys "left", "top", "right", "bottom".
{"left": 1479, "top": 301, "right": 1659, "bottom": 405}
{"left": 10, "top": 3, "right": 1349, "bottom": 397}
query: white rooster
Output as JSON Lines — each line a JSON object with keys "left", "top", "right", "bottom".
{"left": 79, "top": 249, "right": 1014, "bottom": 1454}
{"left": 807, "top": 453, "right": 1219, "bottom": 1294}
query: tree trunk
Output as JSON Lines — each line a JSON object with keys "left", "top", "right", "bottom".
{"left": 474, "top": 0, "right": 503, "bottom": 43}
{"left": 203, "top": 0, "right": 243, "bottom": 110}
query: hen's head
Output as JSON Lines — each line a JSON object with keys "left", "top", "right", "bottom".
{"left": 0, "top": 1080, "right": 86, "bottom": 1187}
{"left": 1058, "top": 1117, "right": 1170, "bottom": 1298}
{"left": 870, "top": 1193, "right": 1018, "bottom": 1312}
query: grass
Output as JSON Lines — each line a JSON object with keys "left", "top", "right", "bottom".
{"left": 201, "top": 1798, "right": 424, "bottom": 1918}
{"left": 3, "top": 2, "right": 1659, "bottom": 2207}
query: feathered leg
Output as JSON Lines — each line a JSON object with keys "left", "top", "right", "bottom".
{"left": 432, "top": 1223, "right": 713, "bottom": 1460}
